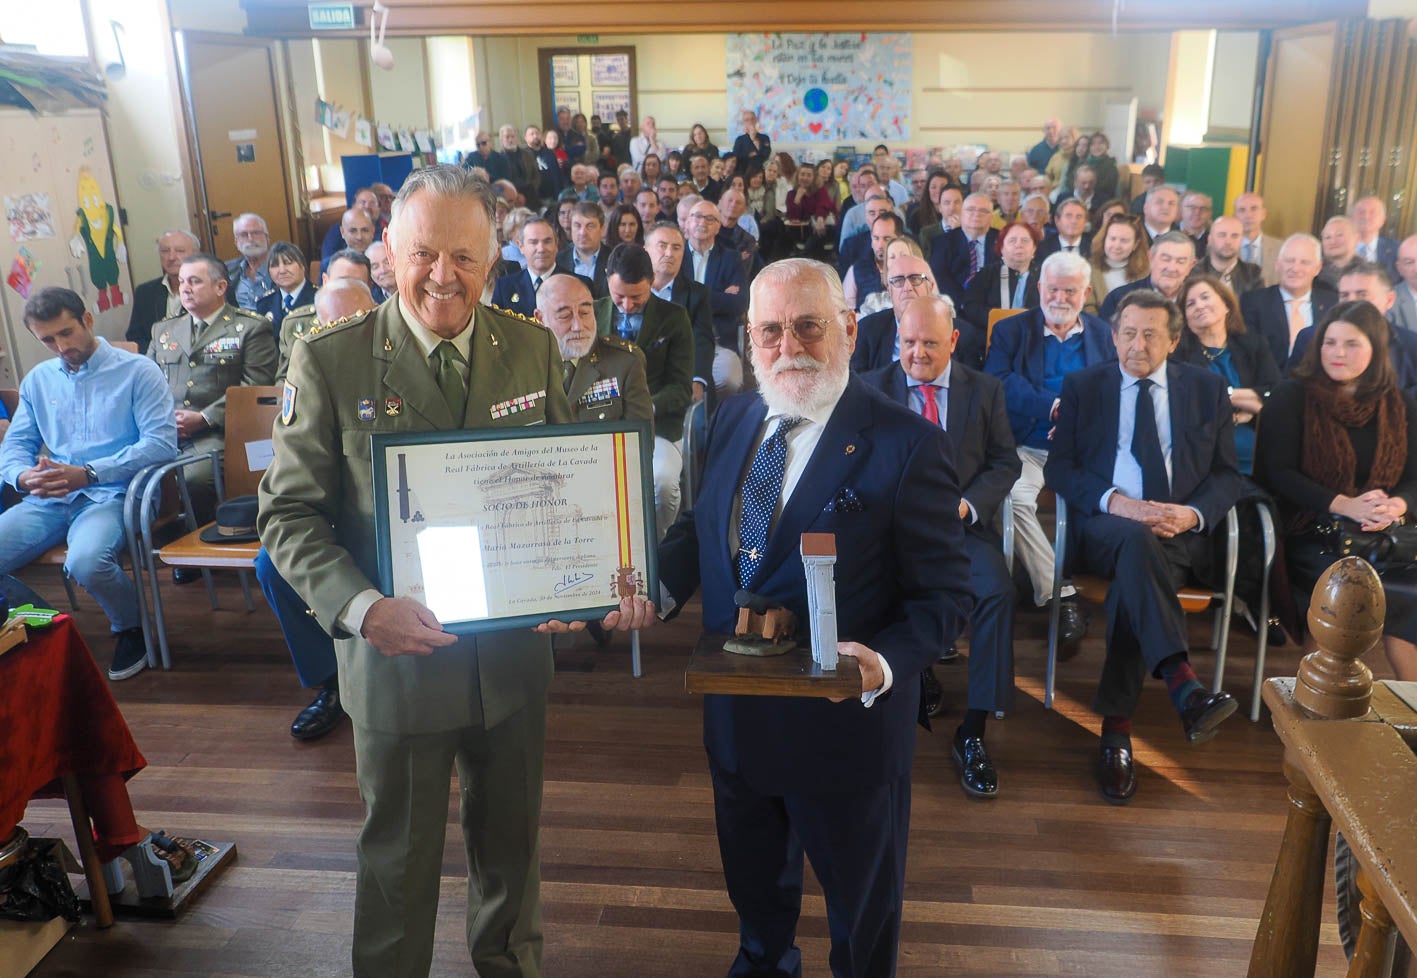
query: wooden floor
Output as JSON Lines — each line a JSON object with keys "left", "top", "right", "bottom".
{"left": 16, "top": 567, "right": 1357, "bottom": 978}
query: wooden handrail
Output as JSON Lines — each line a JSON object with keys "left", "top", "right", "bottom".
{"left": 1248, "top": 557, "right": 1417, "bottom": 978}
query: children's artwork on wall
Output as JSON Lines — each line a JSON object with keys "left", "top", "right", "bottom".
{"left": 726, "top": 33, "right": 912, "bottom": 143}
{"left": 5, "top": 192, "right": 55, "bottom": 242}
{"left": 377, "top": 124, "right": 396, "bottom": 151}
{"left": 355, "top": 117, "right": 373, "bottom": 148}
{"left": 67, "top": 166, "right": 126, "bottom": 312}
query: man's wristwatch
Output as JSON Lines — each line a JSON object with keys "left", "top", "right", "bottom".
{"left": 83, "top": 464, "right": 98, "bottom": 485}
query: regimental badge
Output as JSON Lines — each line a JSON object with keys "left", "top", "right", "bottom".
{"left": 510, "top": 293, "right": 520, "bottom": 304}
{"left": 489, "top": 389, "right": 546, "bottom": 419}
{"left": 281, "top": 381, "right": 297, "bottom": 425}
{"left": 385, "top": 397, "right": 403, "bottom": 417}
{"left": 159, "top": 332, "right": 169, "bottom": 344}
{"left": 579, "top": 376, "right": 621, "bottom": 406}
{"left": 357, "top": 397, "right": 376, "bottom": 422}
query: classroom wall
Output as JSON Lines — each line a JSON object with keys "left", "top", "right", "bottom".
{"left": 475, "top": 31, "right": 1174, "bottom": 159}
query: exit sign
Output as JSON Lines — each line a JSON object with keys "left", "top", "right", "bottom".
{"left": 308, "top": 3, "right": 355, "bottom": 30}
{"left": 577, "top": 34, "right": 599, "bottom": 43}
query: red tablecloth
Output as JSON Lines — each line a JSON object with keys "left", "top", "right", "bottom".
{"left": 0, "top": 616, "right": 147, "bottom": 861}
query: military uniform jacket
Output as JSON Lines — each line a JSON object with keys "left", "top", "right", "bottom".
{"left": 257, "top": 300, "right": 573, "bottom": 736}
{"left": 275, "top": 304, "right": 317, "bottom": 382}
{"left": 566, "top": 334, "right": 654, "bottom": 426}
{"left": 592, "top": 293, "right": 694, "bottom": 441}
{"left": 148, "top": 303, "right": 278, "bottom": 429}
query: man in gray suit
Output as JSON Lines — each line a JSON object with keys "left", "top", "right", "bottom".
{"left": 1233, "top": 193, "right": 1282, "bottom": 286}
{"left": 1394, "top": 235, "right": 1417, "bottom": 334}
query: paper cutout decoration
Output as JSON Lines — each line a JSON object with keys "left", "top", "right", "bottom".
{"left": 415, "top": 130, "right": 434, "bottom": 153}
{"left": 377, "top": 124, "right": 396, "bottom": 151}
{"left": 355, "top": 117, "right": 373, "bottom": 148}
{"left": 397, "top": 130, "right": 415, "bottom": 153}
{"left": 69, "top": 166, "right": 126, "bottom": 312}
{"left": 5, "top": 192, "right": 55, "bottom": 242}
{"left": 7, "top": 253, "right": 34, "bottom": 298}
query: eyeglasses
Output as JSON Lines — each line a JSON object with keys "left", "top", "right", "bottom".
{"left": 748, "top": 315, "right": 841, "bottom": 347}
{"left": 888, "top": 273, "right": 929, "bottom": 291}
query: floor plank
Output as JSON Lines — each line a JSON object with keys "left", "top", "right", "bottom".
{"left": 15, "top": 568, "right": 1354, "bottom": 977}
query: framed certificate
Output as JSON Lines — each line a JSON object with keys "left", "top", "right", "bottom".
{"left": 370, "top": 422, "right": 657, "bottom": 634}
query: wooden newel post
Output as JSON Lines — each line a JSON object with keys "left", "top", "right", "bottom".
{"left": 1248, "top": 557, "right": 1382, "bottom": 978}
{"left": 1345, "top": 866, "right": 1397, "bottom": 978}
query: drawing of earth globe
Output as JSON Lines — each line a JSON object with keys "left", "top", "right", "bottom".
{"left": 803, "top": 88, "right": 828, "bottom": 113}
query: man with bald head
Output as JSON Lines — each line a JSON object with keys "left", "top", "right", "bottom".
{"left": 321, "top": 186, "right": 384, "bottom": 262}
{"left": 1351, "top": 195, "right": 1399, "bottom": 280}
{"left": 535, "top": 272, "right": 652, "bottom": 424}
{"left": 1233, "top": 192, "right": 1282, "bottom": 285}
{"left": 851, "top": 252, "right": 938, "bottom": 372}
{"left": 1240, "top": 232, "right": 1338, "bottom": 368}
{"left": 321, "top": 207, "right": 375, "bottom": 277}
{"left": 1027, "top": 118, "right": 1063, "bottom": 171}
{"left": 861, "top": 295, "right": 1019, "bottom": 796}
{"left": 128, "top": 228, "right": 199, "bottom": 351}
{"left": 1194, "top": 215, "right": 1262, "bottom": 296}
{"left": 929, "top": 192, "right": 999, "bottom": 308}
{"left": 1318, "top": 216, "right": 1358, "bottom": 291}
{"left": 716, "top": 188, "right": 761, "bottom": 280}
{"left": 684, "top": 198, "right": 748, "bottom": 393}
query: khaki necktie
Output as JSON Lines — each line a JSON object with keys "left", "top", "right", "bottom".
{"left": 1288, "top": 298, "right": 1307, "bottom": 349}
{"left": 434, "top": 341, "right": 467, "bottom": 421}
{"left": 562, "top": 359, "right": 575, "bottom": 395}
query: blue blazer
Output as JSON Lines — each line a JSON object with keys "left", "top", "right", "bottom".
{"left": 1097, "top": 275, "right": 1159, "bottom": 322}
{"left": 850, "top": 308, "right": 897, "bottom": 373}
{"left": 490, "top": 269, "right": 593, "bottom": 318}
{"left": 689, "top": 245, "right": 748, "bottom": 348}
{"left": 928, "top": 227, "right": 999, "bottom": 306}
{"left": 255, "top": 282, "right": 317, "bottom": 331}
{"left": 1240, "top": 284, "right": 1339, "bottom": 372}
{"left": 657, "top": 376, "right": 973, "bottom": 794}
{"left": 1044, "top": 360, "right": 1243, "bottom": 531}
{"left": 983, "top": 308, "right": 1116, "bottom": 446}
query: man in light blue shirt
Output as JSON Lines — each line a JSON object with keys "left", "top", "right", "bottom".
{"left": 0, "top": 287, "right": 177, "bottom": 679}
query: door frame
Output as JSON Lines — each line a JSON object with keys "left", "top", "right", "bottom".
{"left": 536, "top": 46, "right": 638, "bottom": 134}
{"left": 172, "top": 30, "right": 298, "bottom": 253}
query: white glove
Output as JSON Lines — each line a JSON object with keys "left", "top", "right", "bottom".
{"left": 68, "top": 235, "right": 85, "bottom": 259}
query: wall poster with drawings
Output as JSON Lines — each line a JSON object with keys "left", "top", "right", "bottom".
{"left": 726, "top": 33, "right": 912, "bottom": 143}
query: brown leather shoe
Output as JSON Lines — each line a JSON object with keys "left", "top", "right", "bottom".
{"left": 1097, "top": 745, "right": 1137, "bottom": 805}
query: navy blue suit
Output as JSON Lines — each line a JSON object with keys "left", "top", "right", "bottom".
{"left": 1363, "top": 236, "right": 1400, "bottom": 283}
{"left": 1044, "top": 361, "right": 1243, "bottom": 717}
{"left": 850, "top": 308, "right": 897, "bottom": 373}
{"left": 689, "top": 244, "right": 748, "bottom": 349}
{"left": 666, "top": 276, "right": 716, "bottom": 382}
{"left": 554, "top": 244, "right": 613, "bottom": 299}
{"left": 255, "top": 282, "right": 317, "bottom": 332}
{"left": 1035, "top": 231, "right": 1092, "bottom": 267}
{"left": 658, "top": 376, "right": 972, "bottom": 978}
{"left": 1240, "top": 284, "right": 1340, "bottom": 374}
{"left": 860, "top": 362, "right": 1021, "bottom": 714}
{"left": 1098, "top": 275, "right": 1163, "bottom": 322}
{"left": 983, "top": 308, "right": 1116, "bottom": 447}
{"left": 928, "top": 227, "right": 999, "bottom": 307}
{"left": 254, "top": 545, "right": 337, "bottom": 689}
{"left": 490, "top": 268, "right": 592, "bottom": 318}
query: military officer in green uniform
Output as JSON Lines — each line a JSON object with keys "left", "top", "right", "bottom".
{"left": 275, "top": 248, "right": 376, "bottom": 381}
{"left": 148, "top": 253, "right": 277, "bottom": 513}
{"left": 533, "top": 273, "right": 653, "bottom": 424}
{"left": 258, "top": 166, "right": 651, "bottom": 978}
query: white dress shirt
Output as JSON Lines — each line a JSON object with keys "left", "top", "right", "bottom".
{"left": 1100, "top": 362, "right": 1205, "bottom": 529}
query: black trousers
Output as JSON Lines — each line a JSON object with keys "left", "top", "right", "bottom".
{"left": 1073, "top": 513, "right": 1216, "bottom": 718}
{"left": 710, "top": 759, "right": 911, "bottom": 978}
{"left": 964, "top": 526, "right": 1016, "bottom": 714}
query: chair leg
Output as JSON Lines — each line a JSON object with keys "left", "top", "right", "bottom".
{"left": 1045, "top": 595, "right": 1061, "bottom": 710}
{"left": 631, "top": 629, "right": 642, "bottom": 678}
{"left": 237, "top": 569, "right": 254, "bottom": 612}
{"left": 1212, "top": 507, "right": 1239, "bottom": 695}
{"left": 61, "top": 571, "right": 80, "bottom": 611}
{"left": 201, "top": 568, "right": 219, "bottom": 610}
{"left": 149, "top": 558, "right": 174, "bottom": 670}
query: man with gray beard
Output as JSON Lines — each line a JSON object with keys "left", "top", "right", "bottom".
{"left": 655, "top": 258, "right": 972, "bottom": 978}
{"left": 534, "top": 273, "right": 652, "bottom": 423}
{"left": 225, "top": 212, "right": 274, "bottom": 310}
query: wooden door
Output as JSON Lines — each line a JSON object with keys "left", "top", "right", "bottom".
{"left": 178, "top": 34, "right": 294, "bottom": 260}
{"left": 1256, "top": 23, "right": 1340, "bottom": 236}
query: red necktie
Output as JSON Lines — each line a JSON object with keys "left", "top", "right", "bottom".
{"left": 919, "top": 384, "right": 941, "bottom": 426}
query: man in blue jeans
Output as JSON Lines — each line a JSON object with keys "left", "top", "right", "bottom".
{"left": 0, "top": 287, "right": 177, "bottom": 679}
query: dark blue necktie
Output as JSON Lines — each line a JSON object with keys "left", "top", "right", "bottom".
{"left": 736, "top": 417, "right": 804, "bottom": 587}
{"left": 1131, "top": 378, "right": 1169, "bottom": 501}
{"left": 617, "top": 312, "right": 638, "bottom": 341}
{"left": 283, "top": 293, "right": 295, "bottom": 311}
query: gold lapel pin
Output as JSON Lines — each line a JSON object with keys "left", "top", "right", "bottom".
{"left": 384, "top": 338, "right": 393, "bottom": 352}
{"left": 845, "top": 444, "right": 856, "bottom": 455}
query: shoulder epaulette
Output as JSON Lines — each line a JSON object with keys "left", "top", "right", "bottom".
{"left": 599, "top": 334, "right": 634, "bottom": 353}
{"left": 287, "top": 303, "right": 315, "bottom": 317}
{"left": 488, "top": 303, "right": 542, "bottom": 327}
{"left": 305, "top": 308, "right": 372, "bottom": 340}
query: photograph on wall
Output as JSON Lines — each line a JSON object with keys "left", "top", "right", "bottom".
{"left": 726, "top": 33, "right": 912, "bottom": 142}
{"left": 555, "top": 90, "right": 582, "bottom": 115}
{"left": 591, "top": 89, "right": 631, "bottom": 119}
{"left": 5, "top": 192, "right": 56, "bottom": 242}
{"left": 590, "top": 53, "right": 630, "bottom": 87}
{"left": 552, "top": 55, "right": 579, "bottom": 87}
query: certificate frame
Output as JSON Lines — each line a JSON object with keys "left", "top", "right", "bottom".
{"left": 370, "top": 421, "right": 658, "bottom": 635}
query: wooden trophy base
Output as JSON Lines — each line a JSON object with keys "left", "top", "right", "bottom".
{"left": 77, "top": 840, "right": 237, "bottom": 919}
{"left": 686, "top": 633, "right": 861, "bottom": 698}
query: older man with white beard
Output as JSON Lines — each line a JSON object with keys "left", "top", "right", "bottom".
{"left": 656, "top": 257, "right": 972, "bottom": 978}
{"left": 535, "top": 272, "right": 652, "bottom": 424}
{"left": 225, "top": 212, "right": 275, "bottom": 310}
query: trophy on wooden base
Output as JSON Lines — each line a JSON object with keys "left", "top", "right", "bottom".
{"left": 723, "top": 590, "right": 798, "bottom": 657}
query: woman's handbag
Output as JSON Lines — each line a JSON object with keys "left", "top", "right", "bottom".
{"left": 1314, "top": 516, "right": 1417, "bottom": 573}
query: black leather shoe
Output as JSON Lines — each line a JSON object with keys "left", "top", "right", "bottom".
{"left": 171, "top": 567, "right": 202, "bottom": 586}
{"left": 291, "top": 688, "right": 345, "bottom": 741}
{"left": 1179, "top": 688, "right": 1237, "bottom": 745}
{"left": 1097, "top": 745, "right": 1137, "bottom": 805}
{"left": 921, "top": 668, "right": 944, "bottom": 718}
{"left": 952, "top": 731, "right": 998, "bottom": 799}
{"left": 1266, "top": 617, "right": 1288, "bottom": 647}
{"left": 1056, "top": 599, "right": 1087, "bottom": 660}
{"left": 936, "top": 644, "right": 959, "bottom": 664}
